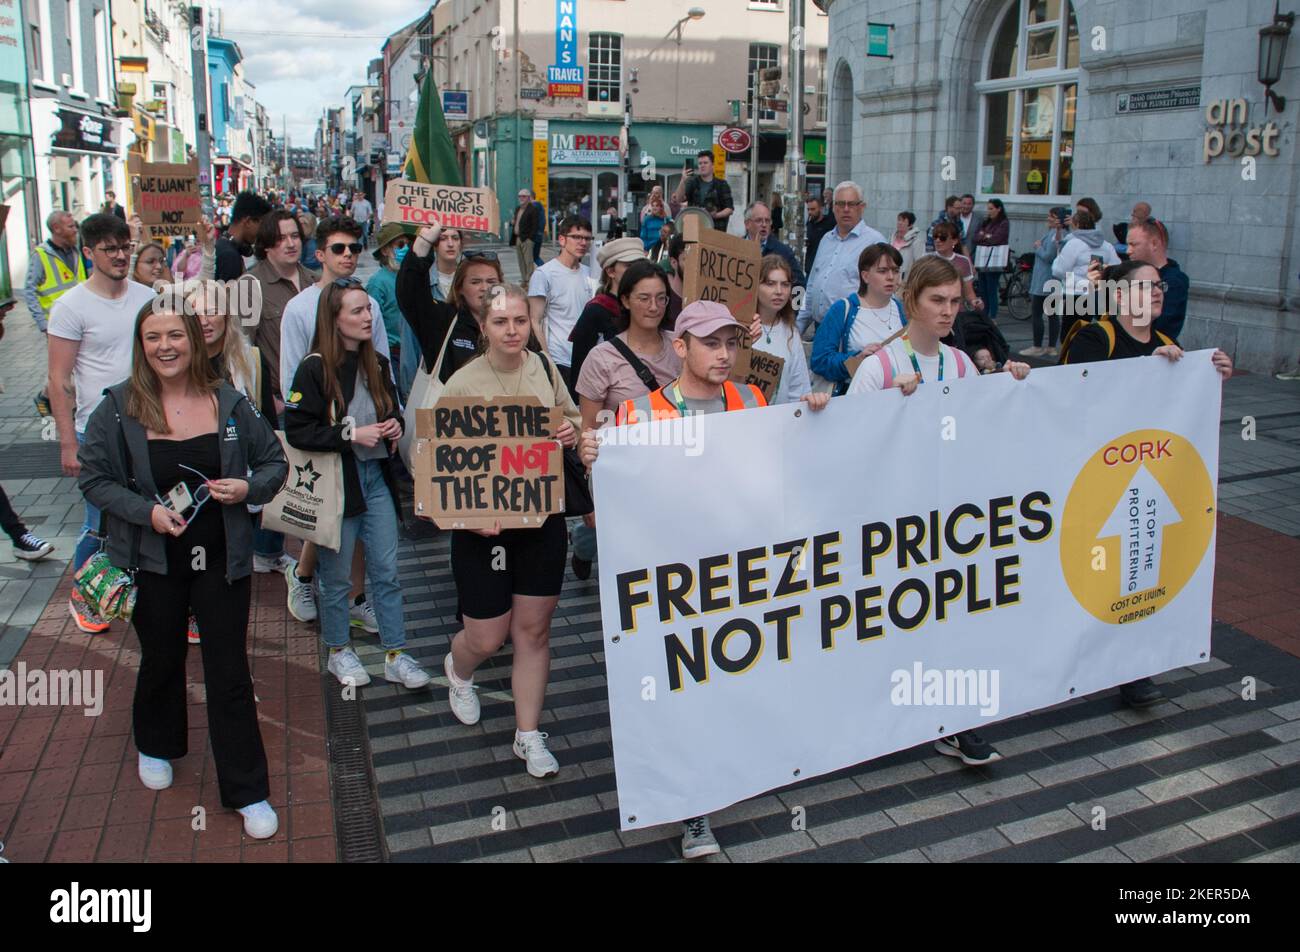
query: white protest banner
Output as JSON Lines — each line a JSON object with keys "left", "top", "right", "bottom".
{"left": 593, "top": 354, "right": 1221, "bottom": 829}
{"left": 381, "top": 179, "right": 501, "bottom": 235}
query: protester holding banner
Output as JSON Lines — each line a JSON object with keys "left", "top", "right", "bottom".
{"left": 580, "top": 300, "right": 828, "bottom": 857}
{"left": 809, "top": 243, "right": 907, "bottom": 396}
{"left": 133, "top": 215, "right": 216, "bottom": 289}
{"left": 567, "top": 237, "right": 645, "bottom": 385}
{"left": 365, "top": 223, "right": 412, "bottom": 386}
{"left": 753, "top": 255, "right": 812, "bottom": 405}
{"left": 1061, "top": 258, "right": 1233, "bottom": 708}
{"left": 77, "top": 300, "right": 287, "bottom": 839}
{"left": 283, "top": 279, "right": 432, "bottom": 692}
{"left": 439, "top": 284, "right": 580, "bottom": 780}
{"left": 399, "top": 226, "right": 462, "bottom": 399}
{"left": 397, "top": 223, "right": 504, "bottom": 386}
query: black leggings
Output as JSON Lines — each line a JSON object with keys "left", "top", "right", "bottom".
{"left": 1031, "top": 294, "right": 1060, "bottom": 348}
{"left": 0, "top": 485, "right": 25, "bottom": 540}
{"left": 131, "top": 565, "right": 268, "bottom": 809}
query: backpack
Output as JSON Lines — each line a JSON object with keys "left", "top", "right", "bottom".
{"left": 875, "top": 341, "right": 968, "bottom": 389}
{"left": 1057, "top": 316, "right": 1175, "bottom": 365}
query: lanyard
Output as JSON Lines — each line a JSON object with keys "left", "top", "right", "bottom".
{"left": 901, "top": 336, "right": 943, "bottom": 383}
{"left": 671, "top": 382, "right": 690, "bottom": 417}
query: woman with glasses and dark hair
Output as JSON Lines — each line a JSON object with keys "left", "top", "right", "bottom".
{"left": 77, "top": 298, "right": 287, "bottom": 838}
{"left": 397, "top": 223, "right": 508, "bottom": 386}
{"left": 284, "top": 278, "right": 433, "bottom": 692}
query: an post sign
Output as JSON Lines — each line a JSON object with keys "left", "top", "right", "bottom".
{"left": 549, "top": 0, "right": 584, "bottom": 97}
{"left": 442, "top": 91, "right": 469, "bottom": 122}
{"left": 52, "top": 108, "right": 117, "bottom": 155}
{"left": 868, "top": 22, "right": 893, "bottom": 58}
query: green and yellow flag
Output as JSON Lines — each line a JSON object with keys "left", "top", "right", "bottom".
{"left": 404, "top": 70, "right": 462, "bottom": 185}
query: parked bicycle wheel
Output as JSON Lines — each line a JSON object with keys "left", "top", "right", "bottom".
{"left": 1002, "top": 272, "right": 1032, "bottom": 321}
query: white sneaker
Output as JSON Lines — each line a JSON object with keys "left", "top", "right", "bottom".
{"left": 237, "top": 800, "right": 279, "bottom": 839}
{"left": 513, "top": 730, "right": 559, "bottom": 778}
{"left": 681, "top": 815, "right": 721, "bottom": 859}
{"left": 327, "top": 646, "right": 371, "bottom": 687}
{"left": 444, "top": 653, "right": 480, "bottom": 725}
{"left": 1018, "top": 345, "right": 1046, "bottom": 357}
{"left": 253, "top": 552, "right": 293, "bottom": 574}
{"left": 138, "top": 752, "right": 173, "bottom": 791}
{"left": 349, "top": 599, "right": 379, "bottom": 633}
{"left": 385, "top": 651, "right": 432, "bottom": 689}
{"left": 1045, "top": 346, "right": 1059, "bottom": 358}
{"left": 286, "top": 567, "right": 318, "bottom": 623}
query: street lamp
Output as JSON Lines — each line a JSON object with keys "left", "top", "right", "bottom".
{"left": 1259, "top": 3, "right": 1295, "bottom": 114}
{"left": 672, "top": 7, "right": 707, "bottom": 45}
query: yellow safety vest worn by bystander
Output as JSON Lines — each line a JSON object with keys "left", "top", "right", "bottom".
{"left": 33, "top": 245, "right": 87, "bottom": 313}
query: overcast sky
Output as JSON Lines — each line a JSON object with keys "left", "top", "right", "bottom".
{"left": 214, "top": 0, "right": 422, "bottom": 144}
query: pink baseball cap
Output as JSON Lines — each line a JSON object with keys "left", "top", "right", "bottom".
{"left": 672, "top": 300, "right": 745, "bottom": 339}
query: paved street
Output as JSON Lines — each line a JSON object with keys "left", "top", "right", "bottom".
{"left": 2, "top": 251, "right": 1299, "bottom": 862}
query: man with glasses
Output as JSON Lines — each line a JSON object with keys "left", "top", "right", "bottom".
{"left": 796, "top": 181, "right": 886, "bottom": 337}
{"left": 528, "top": 215, "right": 595, "bottom": 396}
{"left": 743, "top": 201, "right": 805, "bottom": 289}
{"left": 511, "top": 188, "right": 546, "bottom": 284}
{"left": 46, "top": 213, "right": 159, "bottom": 633}
{"left": 278, "top": 216, "right": 393, "bottom": 627}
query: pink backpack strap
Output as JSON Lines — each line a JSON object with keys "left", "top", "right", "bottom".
{"left": 953, "top": 345, "right": 968, "bottom": 378}
{"left": 876, "top": 348, "right": 894, "bottom": 389}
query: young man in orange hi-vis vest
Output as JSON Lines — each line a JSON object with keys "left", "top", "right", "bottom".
{"left": 580, "top": 299, "right": 829, "bottom": 860}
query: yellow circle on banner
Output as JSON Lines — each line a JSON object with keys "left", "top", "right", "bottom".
{"left": 1060, "top": 428, "right": 1215, "bottom": 625}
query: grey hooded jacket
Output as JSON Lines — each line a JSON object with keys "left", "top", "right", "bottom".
{"left": 77, "top": 381, "right": 288, "bottom": 581}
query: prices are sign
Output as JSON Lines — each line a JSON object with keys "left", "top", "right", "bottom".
{"left": 128, "top": 156, "right": 201, "bottom": 240}
{"left": 413, "top": 397, "right": 565, "bottom": 530}
{"left": 382, "top": 179, "right": 501, "bottom": 235}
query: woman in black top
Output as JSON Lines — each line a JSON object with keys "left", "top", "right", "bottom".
{"left": 284, "top": 278, "right": 433, "bottom": 693}
{"left": 77, "top": 301, "right": 287, "bottom": 839}
{"left": 395, "top": 224, "right": 505, "bottom": 383}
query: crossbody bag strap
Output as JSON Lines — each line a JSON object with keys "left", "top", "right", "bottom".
{"left": 607, "top": 336, "right": 660, "bottom": 391}
{"left": 110, "top": 398, "right": 142, "bottom": 572}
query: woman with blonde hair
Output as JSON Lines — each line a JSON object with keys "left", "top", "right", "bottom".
{"left": 439, "top": 283, "right": 580, "bottom": 779}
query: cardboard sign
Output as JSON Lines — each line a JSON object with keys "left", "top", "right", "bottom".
{"left": 382, "top": 179, "right": 501, "bottom": 236}
{"left": 128, "top": 156, "right": 201, "bottom": 241}
{"left": 733, "top": 338, "right": 785, "bottom": 403}
{"left": 413, "top": 396, "right": 565, "bottom": 529}
{"left": 679, "top": 215, "right": 761, "bottom": 322}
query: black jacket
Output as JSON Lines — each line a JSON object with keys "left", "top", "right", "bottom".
{"left": 805, "top": 212, "right": 835, "bottom": 273}
{"left": 567, "top": 293, "right": 622, "bottom": 386}
{"left": 283, "top": 351, "right": 403, "bottom": 519}
{"left": 396, "top": 244, "right": 481, "bottom": 383}
{"left": 77, "top": 382, "right": 287, "bottom": 581}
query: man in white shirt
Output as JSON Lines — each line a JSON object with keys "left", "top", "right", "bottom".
{"left": 47, "top": 213, "right": 159, "bottom": 632}
{"left": 527, "top": 214, "right": 595, "bottom": 394}
{"left": 350, "top": 194, "right": 374, "bottom": 247}
{"left": 958, "top": 194, "right": 984, "bottom": 252}
{"left": 796, "top": 181, "right": 886, "bottom": 337}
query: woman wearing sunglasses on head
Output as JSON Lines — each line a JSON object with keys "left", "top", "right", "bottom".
{"left": 396, "top": 223, "right": 512, "bottom": 386}
{"left": 439, "top": 284, "right": 580, "bottom": 779}
{"left": 77, "top": 299, "right": 288, "bottom": 838}
{"left": 283, "top": 278, "right": 433, "bottom": 692}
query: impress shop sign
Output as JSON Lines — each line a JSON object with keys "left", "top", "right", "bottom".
{"left": 551, "top": 130, "right": 620, "bottom": 166}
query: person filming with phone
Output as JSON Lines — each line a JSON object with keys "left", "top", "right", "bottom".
{"left": 671, "top": 151, "right": 734, "bottom": 231}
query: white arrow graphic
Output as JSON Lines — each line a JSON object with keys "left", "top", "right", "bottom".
{"left": 1099, "top": 464, "right": 1183, "bottom": 599}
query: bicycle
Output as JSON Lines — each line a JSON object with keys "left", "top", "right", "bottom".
{"left": 999, "top": 251, "right": 1034, "bottom": 321}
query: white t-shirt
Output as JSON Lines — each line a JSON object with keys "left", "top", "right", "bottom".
{"left": 848, "top": 338, "right": 977, "bottom": 394}
{"left": 48, "top": 281, "right": 159, "bottom": 432}
{"left": 752, "top": 320, "right": 811, "bottom": 405}
{"left": 528, "top": 257, "right": 594, "bottom": 367}
{"left": 847, "top": 299, "right": 904, "bottom": 353}
{"left": 436, "top": 269, "right": 453, "bottom": 299}
{"left": 279, "top": 283, "right": 391, "bottom": 400}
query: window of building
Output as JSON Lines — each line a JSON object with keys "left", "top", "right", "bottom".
{"left": 748, "top": 42, "right": 779, "bottom": 122}
{"left": 152, "top": 82, "right": 174, "bottom": 125}
{"left": 749, "top": 0, "right": 783, "bottom": 9}
{"left": 977, "top": 0, "right": 1078, "bottom": 197}
{"left": 94, "top": 9, "right": 109, "bottom": 100}
{"left": 66, "top": 0, "right": 83, "bottom": 92}
{"left": 817, "top": 48, "right": 828, "bottom": 125}
{"left": 587, "top": 33, "right": 621, "bottom": 104}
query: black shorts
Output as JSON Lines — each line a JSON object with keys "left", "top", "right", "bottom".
{"left": 450, "top": 515, "right": 568, "bottom": 619}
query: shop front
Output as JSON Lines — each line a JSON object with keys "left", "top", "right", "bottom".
{"left": 0, "top": 6, "right": 36, "bottom": 301}
{"left": 30, "top": 100, "right": 122, "bottom": 223}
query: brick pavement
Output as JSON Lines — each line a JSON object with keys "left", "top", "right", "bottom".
{"left": 2, "top": 247, "right": 1300, "bottom": 863}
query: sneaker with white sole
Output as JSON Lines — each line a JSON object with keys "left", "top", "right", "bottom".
{"left": 327, "top": 646, "right": 371, "bottom": 687}
{"left": 513, "top": 730, "right": 559, "bottom": 778}
{"left": 444, "top": 653, "right": 480, "bottom": 724}
{"left": 934, "top": 730, "right": 1002, "bottom": 766}
{"left": 286, "top": 567, "right": 318, "bottom": 623}
{"left": 237, "top": 800, "right": 279, "bottom": 839}
{"left": 253, "top": 552, "right": 294, "bottom": 574}
{"left": 385, "top": 651, "right": 432, "bottom": 689}
{"left": 681, "top": 815, "right": 720, "bottom": 859}
{"left": 138, "top": 752, "right": 173, "bottom": 790}
{"left": 349, "top": 599, "right": 379, "bottom": 633}
{"left": 12, "top": 532, "right": 54, "bottom": 561}
{"left": 1017, "top": 345, "right": 1046, "bottom": 357}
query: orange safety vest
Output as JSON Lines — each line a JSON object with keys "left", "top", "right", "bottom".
{"left": 616, "top": 380, "right": 766, "bottom": 425}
